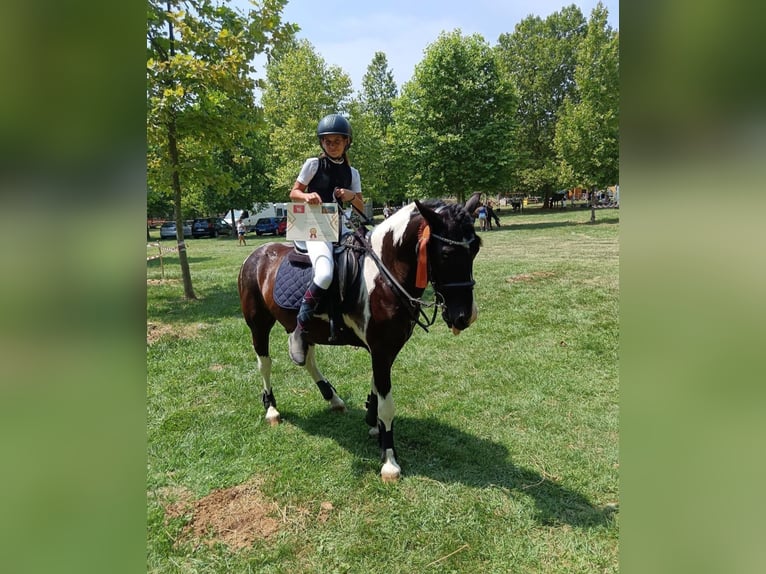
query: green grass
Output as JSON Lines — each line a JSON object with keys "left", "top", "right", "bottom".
{"left": 147, "top": 206, "right": 619, "bottom": 573}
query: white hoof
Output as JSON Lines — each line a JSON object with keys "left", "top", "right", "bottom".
{"left": 265, "top": 406, "right": 281, "bottom": 426}
{"left": 329, "top": 396, "right": 346, "bottom": 412}
{"left": 381, "top": 449, "right": 401, "bottom": 483}
{"left": 368, "top": 426, "right": 380, "bottom": 438}
{"left": 381, "top": 461, "right": 401, "bottom": 483}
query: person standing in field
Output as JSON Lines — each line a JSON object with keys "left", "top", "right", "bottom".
{"left": 477, "top": 203, "right": 488, "bottom": 231}
{"left": 237, "top": 218, "right": 247, "bottom": 246}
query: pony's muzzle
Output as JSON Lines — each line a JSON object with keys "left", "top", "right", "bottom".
{"left": 447, "top": 302, "right": 478, "bottom": 334}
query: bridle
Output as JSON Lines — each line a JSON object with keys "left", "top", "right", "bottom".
{"left": 428, "top": 232, "right": 477, "bottom": 292}
{"left": 355, "top": 220, "right": 477, "bottom": 332}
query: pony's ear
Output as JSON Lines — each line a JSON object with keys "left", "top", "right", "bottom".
{"left": 414, "top": 200, "right": 444, "bottom": 231}
{"left": 463, "top": 192, "right": 482, "bottom": 215}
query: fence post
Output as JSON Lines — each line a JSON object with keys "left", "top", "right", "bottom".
{"left": 158, "top": 243, "right": 164, "bottom": 279}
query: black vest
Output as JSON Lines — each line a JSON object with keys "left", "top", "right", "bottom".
{"left": 307, "top": 157, "right": 352, "bottom": 203}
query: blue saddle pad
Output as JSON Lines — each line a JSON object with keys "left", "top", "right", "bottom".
{"left": 273, "top": 256, "right": 313, "bottom": 310}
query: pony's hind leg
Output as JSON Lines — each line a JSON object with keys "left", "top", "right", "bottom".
{"left": 304, "top": 345, "right": 346, "bottom": 412}
{"left": 257, "top": 355, "right": 281, "bottom": 425}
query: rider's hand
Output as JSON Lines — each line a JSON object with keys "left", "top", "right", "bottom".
{"left": 304, "top": 191, "right": 321, "bottom": 205}
{"left": 334, "top": 187, "right": 354, "bottom": 202}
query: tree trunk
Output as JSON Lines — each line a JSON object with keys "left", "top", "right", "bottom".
{"left": 163, "top": 4, "right": 195, "bottom": 299}
{"left": 589, "top": 185, "right": 597, "bottom": 224}
{"left": 168, "top": 116, "right": 196, "bottom": 299}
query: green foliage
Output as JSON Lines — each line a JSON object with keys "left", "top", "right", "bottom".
{"left": 147, "top": 0, "right": 295, "bottom": 216}
{"left": 351, "top": 53, "right": 399, "bottom": 203}
{"left": 391, "top": 30, "right": 515, "bottom": 202}
{"left": 261, "top": 40, "right": 354, "bottom": 197}
{"left": 496, "top": 6, "right": 588, "bottom": 195}
{"left": 554, "top": 3, "right": 620, "bottom": 189}
{"left": 146, "top": 207, "right": 619, "bottom": 572}
{"left": 360, "top": 52, "right": 398, "bottom": 134}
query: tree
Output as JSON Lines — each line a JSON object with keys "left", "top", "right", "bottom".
{"left": 260, "top": 40, "right": 353, "bottom": 198}
{"left": 352, "top": 52, "right": 398, "bottom": 205}
{"left": 360, "top": 52, "right": 397, "bottom": 134}
{"left": 147, "top": 0, "right": 294, "bottom": 298}
{"left": 554, "top": 2, "right": 619, "bottom": 215}
{"left": 390, "top": 30, "right": 515, "bottom": 203}
{"left": 495, "top": 6, "right": 587, "bottom": 199}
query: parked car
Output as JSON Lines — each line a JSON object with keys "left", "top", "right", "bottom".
{"left": 159, "top": 220, "right": 192, "bottom": 239}
{"left": 254, "top": 217, "right": 282, "bottom": 236}
{"left": 276, "top": 216, "right": 287, "bottom": 235}
{"left": 192, "top": 217, "right": 232, "bottom": 238}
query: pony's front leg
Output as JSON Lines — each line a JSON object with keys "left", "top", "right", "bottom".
{"left": 370, "top": 351, "right": 400, "bottom": 481}
{"left": 257, "top": 355, "right": 280, "bottom": 425}
{"left": 376, "top": 388, "right": 400, "bottom": 482}
{"left": 304, "top": 345, "right": 346, "bottom": 412}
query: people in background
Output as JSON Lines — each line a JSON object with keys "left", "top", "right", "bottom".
{"left": 486, "top": 200, "right": 501, "bottom": 228}
{"left": 237, "top": 218, "right": 247, "bottom": 246}
{"left": 477, "top": 204, "right": 488, "bottom": 231}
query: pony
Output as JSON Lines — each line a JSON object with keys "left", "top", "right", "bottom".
{"left": 238, "top": 192, "right": 482, "bottom": 481}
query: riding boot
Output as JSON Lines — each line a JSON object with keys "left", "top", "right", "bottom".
{"left": 288, "top": 282, "right": 327, "bottom": 366}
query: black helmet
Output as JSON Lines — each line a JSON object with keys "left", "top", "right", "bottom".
{"left": 317, "top": 114, "right": 352, "bottom": 145}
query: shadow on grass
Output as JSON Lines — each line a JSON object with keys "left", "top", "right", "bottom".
{"left": 146, "top": 255, "right": 214, "bottom": 268}
{"left": 496, "top": 216, "right": 619, "bottom": 232}
{"left": 146, "top": 266, "right": 242, "bottom": 325}
{"left": 285, "top": 406, "right": 615, "bottom": 529}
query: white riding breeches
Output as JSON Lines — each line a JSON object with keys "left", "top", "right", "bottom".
{"left": 305, "top": 240, "right": 334, "bottom": 289}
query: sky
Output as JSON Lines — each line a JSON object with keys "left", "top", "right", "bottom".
{"left": 239, "top": 0, "right": 619, "bottom": 93}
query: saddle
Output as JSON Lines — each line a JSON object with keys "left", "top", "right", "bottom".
{"left": 273, "top": 229, "right": 368, "bottom": 338}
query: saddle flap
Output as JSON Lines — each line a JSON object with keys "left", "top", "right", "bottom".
{"left": 287, "top": 249, "right": 311, "bottom": 266}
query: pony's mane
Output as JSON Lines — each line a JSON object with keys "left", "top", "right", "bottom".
{"left": 370, "top": 199, "right": 478, "bottom": 250}
{"left": 370, "top": 202, "right": 418, "bottom": 248}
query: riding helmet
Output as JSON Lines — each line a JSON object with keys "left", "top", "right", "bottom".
{"left": 317, "top": 114, "right": 353, "bottom": 145}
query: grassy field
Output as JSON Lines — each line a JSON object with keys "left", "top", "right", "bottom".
{"left": 146, "top": 205, "right": 619, "bottom": 573}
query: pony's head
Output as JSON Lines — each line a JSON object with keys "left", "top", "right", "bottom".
{"left": 415, "top": 192, "right": 482, "bottom": 333}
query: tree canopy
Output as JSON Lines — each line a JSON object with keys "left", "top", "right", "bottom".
{"left": 146, "top": 0, "right": 295, "bottom": 297}
{"left": 554, "top": 3, "right": 619, "bottom": 190}
{"left": 260, "top": 39, "right": 353, "bottom": 198}
{"left": 390, "top": 30, "right": 515, "bottom": 203}
{"left": 495, "top": 5, "right": 587, "bottom": 195}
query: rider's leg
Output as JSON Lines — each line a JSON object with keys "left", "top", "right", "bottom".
{"left": 288, "top": 241, "right": 333, "bottom": 366}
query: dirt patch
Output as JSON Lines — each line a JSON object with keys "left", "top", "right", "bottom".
{"left": 147, "top": 321, "right": 205, "bottom": 345}
{"left": 163, "top": 479, "right": 281, "bottom": 550}
{"left": 505, "top": 271, "right": 555, "bottom": 283}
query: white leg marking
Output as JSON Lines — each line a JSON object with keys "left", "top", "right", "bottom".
{"left": 258, "top": 355, "right": 281, "bottom": 425}
{"left": 265, "top": 405, "right": 281, "bottom": 426}
{"left": 329, "top": 394, "right": 346, "bottom": 412}
{"left": 305, "top": 346, "right": 346, "bottom": 412}
{"left": 377, "top": 391, "right": 400, "bottom": 482}
{"left": 257, "top": 355, "right": 272, "bottom": 384}
{"left": 304, "top": 346, "right": 322, "bottom": 380}
{"left": 381, "top": 448, "right": 401, "bottom": 483}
